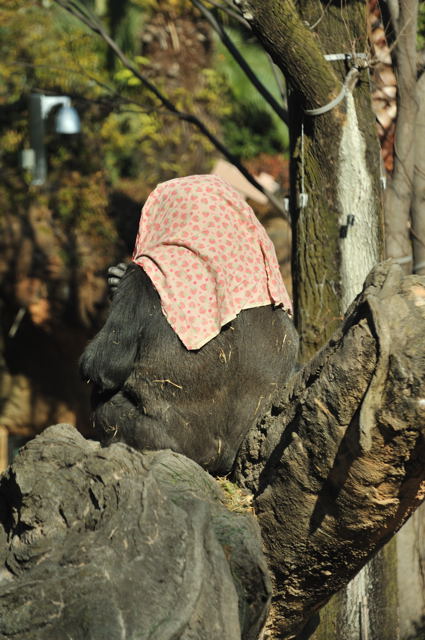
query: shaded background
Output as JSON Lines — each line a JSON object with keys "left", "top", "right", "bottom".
{"left": 0, "top": 0, "right": 291, "bottom": 444}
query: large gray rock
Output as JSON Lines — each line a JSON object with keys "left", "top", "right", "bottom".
{"left": 0, "top": 424, "right": 271, "bottom": 639}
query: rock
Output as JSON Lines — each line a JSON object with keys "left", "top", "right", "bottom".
{"left": 0, "top": 424, "right": 270, "bottom": 640}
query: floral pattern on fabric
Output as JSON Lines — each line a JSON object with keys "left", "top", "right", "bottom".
{"left": 132, "top": 174, "right": 292, "bottom": 350}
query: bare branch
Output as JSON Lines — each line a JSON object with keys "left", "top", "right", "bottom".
{"left": 205, "top": 0, "right": 251, "bottom": 27}
{"left": 191, "top": 0, "right": 288, "bottom": 124}
{"left": 52, "top": 0, "right": 287, "bottom": 217}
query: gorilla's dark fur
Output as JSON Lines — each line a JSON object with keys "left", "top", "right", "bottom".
{"left": 80, "top": 263, "right": 298, "bottom": 475}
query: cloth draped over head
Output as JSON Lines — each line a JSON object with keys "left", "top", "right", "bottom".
{"left": 132, "top": 174, "right": 293, "bottom": 350}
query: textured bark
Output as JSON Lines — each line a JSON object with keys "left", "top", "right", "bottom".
{"left": 412, "top": 72, "right": 425, "bottom": 276}
{"left": 384, "top": 0, "right": 418, "bottom": 270}
{"left": 0, "top": 424, "right": 271, "bottom": 640}
{"left": 233, "top": 0, "right": 337, "bottom": 109}
{"left": 236, "top": 0, "right": 384, "bottom": 361}
{"left": 234, "top": 5, "right": 392, "bottom": 637}
{"left": 234, "top": 262, "right": 425, "bottom": 638}
{"left": 396, "top": 502, "right": 425, "bottom": 639}
{"left": 309, "top": 541, "right": 398, "bottom": 640}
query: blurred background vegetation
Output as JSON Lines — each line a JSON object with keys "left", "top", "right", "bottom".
{"left": 0, "top": 0, "right": 289, "bottom": 440}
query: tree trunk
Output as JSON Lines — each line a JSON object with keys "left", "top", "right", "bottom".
{"left": 234, "top": 262, "right": 425, "bottom": 638}
{"left": 233, "top": 3, "right": 389, "bottom": 637}
{"left": 412, "top": 72, "right": 425, "bottom": 277}
{"left": 236, "top": 0, "right": 384, "bottom": 361}
{"left": 396, "top": 503, "right": 425, "bottom": 639}
{"left": 384, "top": 0, "right": 418, "bottom": 272}
{"left": 397, "top": 71, "right": 425, "bottom": 636}
{"left": 307, "top": 540, "right": 399, "bottom": 640}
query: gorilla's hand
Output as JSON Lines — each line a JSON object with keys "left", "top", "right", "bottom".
{"left": 108, "top": 263, "right": 128, "bottom": 298}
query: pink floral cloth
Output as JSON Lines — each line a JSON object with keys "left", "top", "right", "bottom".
{"left": 132, "top": 174, "right": 292, "bottom": 350}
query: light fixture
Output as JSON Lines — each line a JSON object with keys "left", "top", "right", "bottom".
{"left": 25, "top": 93, "right": 81, "bottom": 185}
{"left": 55, "top": 104, "right": 81, "bottom": 134}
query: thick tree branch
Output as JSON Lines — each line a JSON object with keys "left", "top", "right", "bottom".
{"left": 234, "top": 262, "right": 425, "bottom": 638}
{"left": 232, "top": 0, "right": 339, "bottom": 110}
{"left": 52, "top": 0, "right": 287, "bottom": 217}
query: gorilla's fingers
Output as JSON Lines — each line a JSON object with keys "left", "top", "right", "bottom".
{"left": 108, "top": 263, "right": 128, "bottom": 298}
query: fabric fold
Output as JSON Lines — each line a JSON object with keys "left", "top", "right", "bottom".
{"left": 132, "top": 174, "right": 292, "bottom": 350}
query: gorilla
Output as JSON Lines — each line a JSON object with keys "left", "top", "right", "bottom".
{"left": 80, "top": 175, "right": 298, "bottom": 475}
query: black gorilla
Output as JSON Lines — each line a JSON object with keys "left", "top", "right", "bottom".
{"left": 80, "top": 262, "right": 298, "bottom": 475}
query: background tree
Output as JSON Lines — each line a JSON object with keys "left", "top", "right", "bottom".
{"left": 1, "top": 0, "right": 286, "bottom": 438}
{"left": 232, "top": 1, "right": 424, "bottom": 638}
{"left": 383, "top": 0, "right": 425, "bottom": 278}
{"left": 1, "top": 0, "right": 425, "bottom": 638}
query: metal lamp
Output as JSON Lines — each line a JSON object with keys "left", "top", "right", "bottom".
{"left": 55, "top": 104, "right": 81, "bottom": 134}
{"left": 27, "top": 94, "right": 81, "bottom": 185}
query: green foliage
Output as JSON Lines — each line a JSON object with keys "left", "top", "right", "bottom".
{"left": 54, "top": 170, "right": 116, "bottom": 244}
{"left": 0, "top": 0, "right": 221, "bottom": 188}
{"left": 0, "top": 2, "right": 107, "bottom": 102}
{"left": 418, "top": 2, "right": 425, "bottom": 51}
{"left": 0, "top": 0, "right": 288, "bottom": 295}
{"left": 213, "top": 27, "right": 289, "bottom": 160}
{"left": 0, "top": 0, "right": 288, "bottom": 197}
{"left": 222, "top": 103, "right": 287, "bottom": 158}
{"left": 99, "top": 109, "right": 163, "bottom": 182}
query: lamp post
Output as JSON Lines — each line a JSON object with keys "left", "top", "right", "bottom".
{"left": 27, "top": 93, "right": 81, "bottom": 185}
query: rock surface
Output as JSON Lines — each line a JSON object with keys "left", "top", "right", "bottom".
{"left": 0, "top": 424, "right": 271, "bottom": 640}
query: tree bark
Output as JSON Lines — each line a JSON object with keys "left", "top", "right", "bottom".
{"left": 234, "top": 5, "right": 393, "bottom": 637}
{"left": 234, "top": 262, "right": 425, "bottom": 638}
{"left": 412, "top": 72, "right": 425, "bottom": 276}
{"left": 384, "top": 0, "right": 418, "bottom": 271}
{"left": 235, "top": 0, "right": 384, "bottom": 361}
{"left": 396, "top": 502, "right": 425, "bottom": 639}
